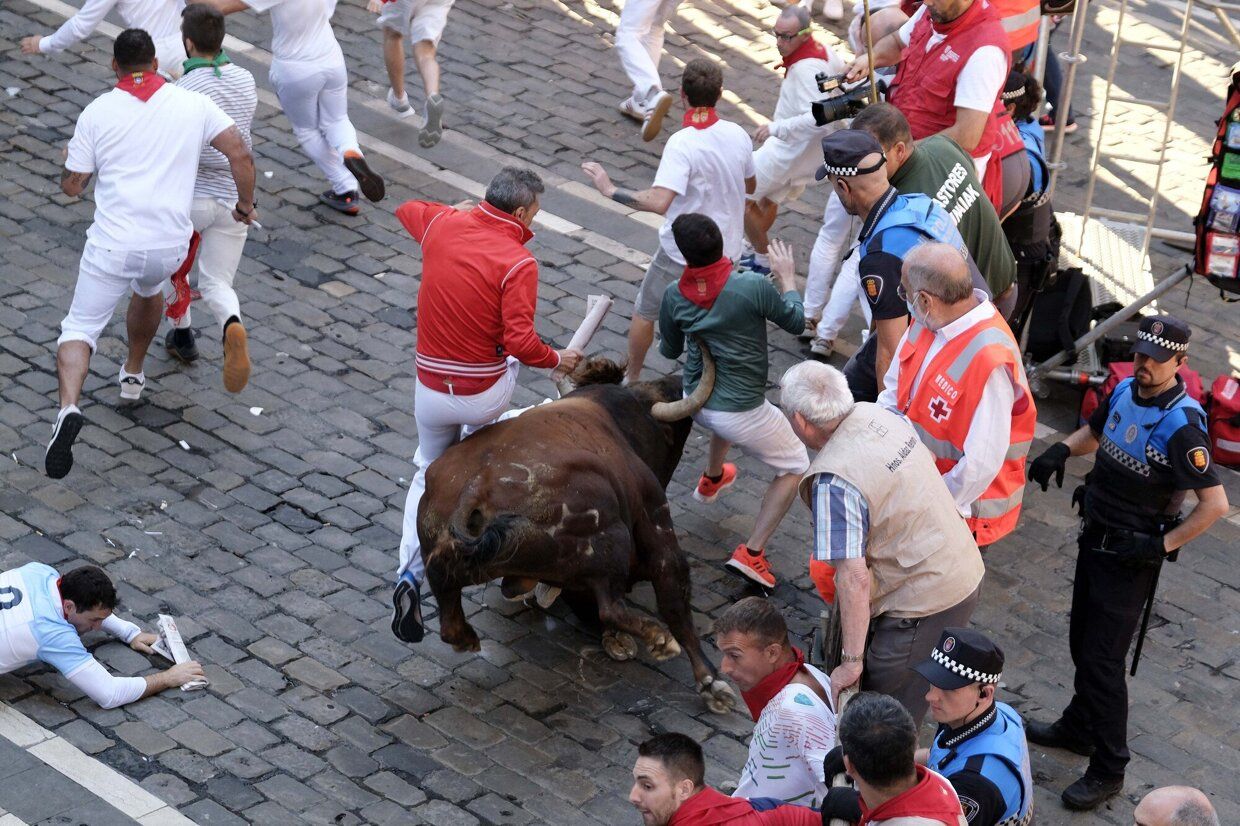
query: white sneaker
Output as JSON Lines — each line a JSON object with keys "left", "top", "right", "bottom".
{"left": 823, "top": 0, "right": 844, "bottom": 19}
{"left": 618, "top": 97, "right": 645, "bottom": 122}
{"left": 799, "top": 317, "right": 820, "bottom": 341}
{"left": 642, "top": 91, "right": 674, "bottom": 142}
{"left": 387, "top": 88, "right": 415, "bottom": 118}
{"left": 119, "top": 368, "right": 145, "bottom": 401}
{"left": 809, "top": 337, "right": 834, "bottom": 360}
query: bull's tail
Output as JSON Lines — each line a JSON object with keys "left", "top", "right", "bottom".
{"left": 448, "top": 513, "right": 531, "bottom": 567}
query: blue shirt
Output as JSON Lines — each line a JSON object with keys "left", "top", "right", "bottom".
{"left": 0, "top": 563, "right": 94, "bottom": 678}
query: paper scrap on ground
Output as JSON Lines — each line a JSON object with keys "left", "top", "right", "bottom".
{"left": 249, "top": 407, "right": 263, "bottom": 416}
{"left": 153, "top": 615, "right": 209, "bottom": 691}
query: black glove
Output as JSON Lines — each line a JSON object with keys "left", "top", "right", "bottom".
{"left": 820, "top": 787, "right": 862, "bottom": 824}
{"left": 822, "top": 745, "right": 846, "bottom": 782}
{"left": 1028, "top": 442, "right": 1070, "bottom": 491}
{"left": 1125, "top": 532, "right": 1167, "bottom": 567}
{"left": 1071, "top": 483, "right": 1086, "bottom": 516}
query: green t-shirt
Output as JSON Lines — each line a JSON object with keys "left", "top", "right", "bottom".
{"left": 889, "top": 135, "right": 1016, "bottom": 297}
{"left": 658, "top": 268, "right": 804, "bottom": 412}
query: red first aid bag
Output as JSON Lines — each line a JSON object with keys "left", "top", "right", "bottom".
{"left": 1080, "top": 362, "right": 1206, "bottom": 426}
{"left": 1208, "top": 374, "right": 1240, "bottom": 467}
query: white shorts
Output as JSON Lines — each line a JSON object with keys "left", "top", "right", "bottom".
{"left": 751, "top": 141, "right": 808, "bottom": 205}
{"left": 377, "top": 0, "right": 454, "bottom": 44}
{"left": 693, "top": 400, "right": 810, "bottom": 475}
{"left": 59, "top": 240, "right": 190, "bottom": 351}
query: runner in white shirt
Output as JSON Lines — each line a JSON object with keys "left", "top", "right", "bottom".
{"left": 614, "top": 0, "right": 679, "bottom": 141}
{"left": 715, "top": 598, "right": 837, "bottom": 807}
{"left": 582, "top": 59, "right": 755, "bottom": 383}
{"left": 48, "top": 29, "right": 256, "bottom": 479}
{"left": 0, "top": 563, "right": 204, "bottom": 708}
{"left": 197, "top": 0, "right": 387, "bottom": 215}
{"left": 369, "top": 0, "right": 454, "bottom": 148}
{"left": 165, "top": 5, "right": 258, "bottom": 392}
{"left": 743, "top": 8, "right": 845, "bottom": 277}
{"left": 21, "top": 0, "right": 189, "bottom": 78}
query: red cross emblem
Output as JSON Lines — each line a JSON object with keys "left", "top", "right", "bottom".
{"left": 928, "top": 396, "right": 952, "bottom": 422}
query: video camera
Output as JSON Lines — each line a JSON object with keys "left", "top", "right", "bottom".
{"left": 811, "top": 73, "right": 886, "bottom": 126}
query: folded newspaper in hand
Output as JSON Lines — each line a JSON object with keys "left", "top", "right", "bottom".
{"left": 151, "top": 614, "right": 209, "bottom": 691}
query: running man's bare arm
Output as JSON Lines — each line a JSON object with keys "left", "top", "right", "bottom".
{"left": 60, "top": 168, "right": 93, "bottom": 197}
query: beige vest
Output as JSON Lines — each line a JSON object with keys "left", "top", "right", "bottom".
{"left": 799, "top": 403, "right": 984, "bottom": 618}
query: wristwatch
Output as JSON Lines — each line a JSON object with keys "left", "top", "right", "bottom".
{"left": 840, "top": 653, "right": 864, "bottom": 663}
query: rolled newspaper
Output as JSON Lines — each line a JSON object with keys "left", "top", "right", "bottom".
{"left": 556, "top": 295, "right": 614, "bottom": 397}
{"left": 153, "top": 615, "right": 209, "bottom": 691}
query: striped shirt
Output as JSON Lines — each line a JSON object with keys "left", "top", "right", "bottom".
{"left": 176, "top": 61, "right": 257, "bottom": 201}
{"left": 810, "top": 473, "right": 870, "bottom": 561}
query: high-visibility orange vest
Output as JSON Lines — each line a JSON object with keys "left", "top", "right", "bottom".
{"left": 992, "top": 0, "right": 1042, "bottom": 51}
{"left": 895, "top": 311, "right": 1037, "bottom": 545}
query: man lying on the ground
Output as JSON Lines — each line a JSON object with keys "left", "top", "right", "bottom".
{"left": 0, "top": 562, "right": 204, "bottom": 708}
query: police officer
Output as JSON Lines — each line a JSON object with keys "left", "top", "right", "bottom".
{"left": 914, "top": 628, "right": 1033, "bottom": 826}
{"left": 815, "top": 129, "right": 991, "bottom": 403}
{"left": 1025, "top": 315, "right": 1229, "bottom": 811}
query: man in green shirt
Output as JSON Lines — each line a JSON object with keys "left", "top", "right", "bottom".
{"left": 659, "top": 213, "right": 809, "bottom": 591}
{"left": 852, "top": 103, "right": 1017, "bottom": 316}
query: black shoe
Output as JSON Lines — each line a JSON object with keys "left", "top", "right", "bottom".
{"left": 165, "top": 327, "right": 199, "bottom": 363}
{"left": 45, "top": 407, "right": 84, "bottom": 479}
{"left": 391, "top": 577, "right": 425, "bottom": 643}
{"left": 319, "top": 189, "right": 362, "bottom": 215}
{"left": 1026, "top": 718, "right": 1096, "bottom": 756}
{"left": 1062, "top": 774, "right": 1123, "bottom": 811}
{"left": 342, "top": 151, "right": 385, "bottom": 203}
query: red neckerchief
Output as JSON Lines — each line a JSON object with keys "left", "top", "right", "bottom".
{"left": 165, "top": 232, "right": 203, "bottom": 321}
{"left": 861, "top": 766, "right": 965, "bottom": 826}
{"left": 115, "top": 71, "right": 166, "bottom": 102}
{"left": 741, "top": 646, "right": 805, "bottom": 722}
{"left": 930, "top": 0, "right": 988, "bottom": 36}
{"left": 777, "top": 37, "right": 830, "bottom": 75}
{"left": 682, "top": 107, "right": 720, "bottom": 130}
{"left": 678, "top": 258, "right": 732, "bottom": 310}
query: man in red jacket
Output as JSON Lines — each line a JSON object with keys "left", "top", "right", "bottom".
{"left": 631, "top": 733, "right": 819, "bottom": 825}
{"left": 390, "top": 167, "right": 582, "bottom": 643}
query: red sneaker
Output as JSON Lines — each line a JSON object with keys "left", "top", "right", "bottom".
{"left": 693, "top": 463, "right": 737, "bottom": 503}
{"left": 809, "top": 556, "right": 836, "bottom": 604}
{"left": 725, "top": 545, "right": 776, "bottom": 589}
{"left": 1038, "top": 114, "right": 1078, "bottom": 134}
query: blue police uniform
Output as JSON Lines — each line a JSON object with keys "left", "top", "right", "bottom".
{"left": 929, "top": 702, "right": 1034, "bottom": 825}
{"left": 843, "top": 187, "right": 990, "bottom": 402}
{"left": 1014, "top": 117, "right": 1048, "bottom": 206}
{"left": 1060, "top": 373, "right": 1220, "bottom": 781}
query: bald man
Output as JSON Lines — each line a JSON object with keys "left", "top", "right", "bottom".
{"left": 876, "top": 242, "right": 1036, "bottom": 547}
{"left": 1134, "top": 787, "right": 1219, "bottom": 826}
{"left": 741, "top": 7, "right": 844, "bottom": 277}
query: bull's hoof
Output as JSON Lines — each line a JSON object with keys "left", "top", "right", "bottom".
{"left": 645, "top": 630, "right": 682, "bottom": 662}
{"left": 442, "top": 626, "right": 481, "bottom": 653}
{"left": 601, "top": 630, "right": 638, "bottom": 661}
{"left": 697, "top": 675, "right": 737, "bottom": 715}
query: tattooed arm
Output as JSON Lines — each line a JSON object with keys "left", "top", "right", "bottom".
{"left": 580, "top": 161, "right": 676, "bottom": 215}
{"left": 60, "top": 168, "right": 93, "bottom": 197}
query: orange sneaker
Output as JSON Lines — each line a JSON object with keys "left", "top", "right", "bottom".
{"left": 809, "top": 556, "right": 836, "bottom": 604}
{"left": 725, "top": 545, "right": 776, "bottom": 590}
{"left": 693, "top": 463, "right": 737, "bottom": 503}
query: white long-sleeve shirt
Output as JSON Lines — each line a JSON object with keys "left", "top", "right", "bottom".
{"left": 877, "top": 292, "right": 1015, "bottom": 516}
{"left": 763, "top": 53, "right": 847, "bottom": 184}
{"left": 39, "top": 0, "right": 187, "bottom": 71}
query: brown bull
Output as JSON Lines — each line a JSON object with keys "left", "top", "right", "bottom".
{"left": 418, "top": 348, "right": 736, "bottom": 714}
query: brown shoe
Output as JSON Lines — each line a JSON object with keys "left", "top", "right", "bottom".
{"left": 223, "top": 320, "right": 250, "bottom": 393}
{"left": 642, "top": 92, "right": 674, "bottom": 142}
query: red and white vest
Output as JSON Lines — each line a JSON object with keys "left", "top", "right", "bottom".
{"left": 895, "top": 312, "right": 1037, "bottom": 545}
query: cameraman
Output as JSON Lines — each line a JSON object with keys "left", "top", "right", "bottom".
{"left": 1024, "top": 315, "right": 1228, "bottom": 812}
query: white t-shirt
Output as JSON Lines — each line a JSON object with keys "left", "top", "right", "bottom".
{"left": 654, "top": 119, "right": 755, "bottom": 266}
{"left": 246, "top": 0, "right": 345, "bottom": 66}
{"left": 66, "top": 82, "right": 234, "bottom": 251}
{"left": 733, "top": 663, "right": 837, "bottom": 807}
{"left": 898, "top": 6, "right": 1007, "bottom": 114}
{"left": 39, "top": 0, "right": 185, "bottom": 65}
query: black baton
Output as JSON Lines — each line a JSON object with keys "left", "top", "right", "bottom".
{"left": 1129, "top": 560, "right": 1162, "bottom": 677}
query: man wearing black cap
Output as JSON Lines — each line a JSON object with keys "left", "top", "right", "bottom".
{"left": 1025, "top": 315, "right": 1229, "bottom": 811}
{"left": 815, "top": 128, "right": 989, "bottom": 403}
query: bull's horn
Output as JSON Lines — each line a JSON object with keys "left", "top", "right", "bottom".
{"left": 554, "top": 374, "right": 575, "bottom": 399}
{"left": 651, "top": 338, "right": 715, "bottom": 422}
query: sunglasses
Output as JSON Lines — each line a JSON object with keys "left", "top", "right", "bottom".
{"left": 773, "top": 26, "right": 811, "bottom": 41}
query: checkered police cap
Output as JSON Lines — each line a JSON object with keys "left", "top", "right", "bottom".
{"left": 815, "top": 130, "right": 886, "bottom": 181}
{"left": 931, "top": 647, "right": 1002, "bottom": 684}
{"left": 913, "top": 627, "right": 1006, "bottom": 690}
{"left": 1133, "top": 315, "right": 1191, "bottom": 361}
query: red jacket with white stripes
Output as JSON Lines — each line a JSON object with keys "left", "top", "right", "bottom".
{"left": 397, "top": 200, "right": 560, "bottom": 395}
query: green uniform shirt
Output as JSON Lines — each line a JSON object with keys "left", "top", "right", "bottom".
{"left": 889, "top": 135, "right": 1016, "bottom": 297}
{"left": 658, "top": 268, "right": 804, "bottom": 412}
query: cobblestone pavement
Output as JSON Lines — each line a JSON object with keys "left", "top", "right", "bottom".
{"left": 1, "top": 0, "right": 1238, "bottom": 823}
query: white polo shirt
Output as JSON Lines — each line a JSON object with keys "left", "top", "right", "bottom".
{"left": 245, "top": 0, "right": 345, "bottom": 66}
{"left": 653, "top": 118, "right": 755, "bottom": 266}
{"left": 65, "top": 82, "right": 234, "bottom": 251}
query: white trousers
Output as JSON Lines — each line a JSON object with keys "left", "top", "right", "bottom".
{"left": 806, "top": 191, "right": 872, "bottom": 341}
{"left": 269, "top": 58, "right": 361, "bottom": 194}
{"left": 60, "top": 240, "right": 189, "bottom": 351}
{"left": 616, "top": 0, "right": 681, "bottom": 109}
{"left": 173, "top": 198, "right": 248, "bottom": 335}
{"left": 397, "top": 358, "right": 520, "bottom": 582}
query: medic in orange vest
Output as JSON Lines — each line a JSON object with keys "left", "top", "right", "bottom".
{"left": 877, "top": 242, "right": 1036, "bottom": 546}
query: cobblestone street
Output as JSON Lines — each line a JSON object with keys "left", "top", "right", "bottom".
{"left": 0, "top": 0, "right": 1238, "bottom": 822}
